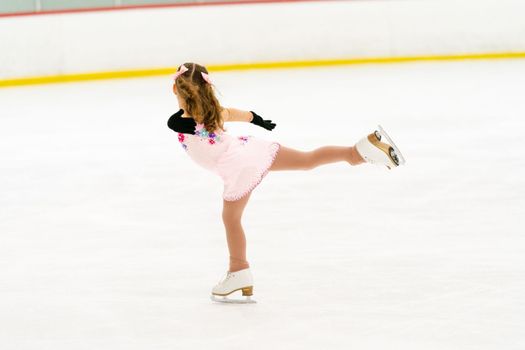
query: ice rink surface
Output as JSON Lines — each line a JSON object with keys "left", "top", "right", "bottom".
{"left": 1, "top": 60, "right": 524, "bottom": 349}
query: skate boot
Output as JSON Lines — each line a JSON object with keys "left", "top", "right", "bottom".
{"left": 355, "top": 125, "right": 406, "bottom": 169}
{"left": 210, "top": 268, "right": 256, "bottom": 304}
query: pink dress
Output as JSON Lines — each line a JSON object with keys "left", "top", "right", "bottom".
{"left": 168, "top": 110, "right": 281, "bottom": 201}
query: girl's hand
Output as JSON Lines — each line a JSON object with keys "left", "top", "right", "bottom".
{"left": 249, "top": 111, "right": 276, "bottom": 131}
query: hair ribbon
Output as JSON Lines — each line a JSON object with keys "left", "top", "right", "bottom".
{"left": 201, "top": 72, "right": 212, "bottom": 84}
{"left": 172, "top": 65, "right": 189, "bottom": 81}
{"left": 172, "top": 64, "right": 212, "bottom": 84}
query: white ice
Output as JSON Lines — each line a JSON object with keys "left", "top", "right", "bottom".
{"left": 1, "top": 60, "right": 524, "bottom": 350}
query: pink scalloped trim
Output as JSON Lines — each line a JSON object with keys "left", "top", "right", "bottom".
{"left": 223, "top": 142, "right": 281, "bottom": 202}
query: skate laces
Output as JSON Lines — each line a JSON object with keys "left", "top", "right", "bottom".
{"left": 216, "top": 271, "right": 233, "bottom": 285}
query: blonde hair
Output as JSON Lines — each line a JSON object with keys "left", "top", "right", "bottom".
{"left": 174, "top": 62, "right": 226, "bottom": 134}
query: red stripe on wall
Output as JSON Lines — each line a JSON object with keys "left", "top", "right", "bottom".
{"left": 0, "top": 0, "right": 335, "bottom": 18}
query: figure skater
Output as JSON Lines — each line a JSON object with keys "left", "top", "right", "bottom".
{"left": 167, "top": 62, "right": 405, "bottom": 303}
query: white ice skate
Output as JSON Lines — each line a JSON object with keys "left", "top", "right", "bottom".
{"left": 355, "top": 125, "right": 406, "bottom": 169}
{"left": 210, "top": 268, "right": 256, "bottom": 304}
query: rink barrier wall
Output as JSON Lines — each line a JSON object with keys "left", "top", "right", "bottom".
{"left": 0, "top": 0, "right": 327, "bottom": 18}
{"left": 1, "top": 0, "right": 525, "bottom": 88}
{"left": 2, "top": 52, "right": 525, "bottom": 88}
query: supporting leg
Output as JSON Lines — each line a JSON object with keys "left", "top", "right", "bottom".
{"left": 222, "top": 192, "right": 252, "bottom": 272}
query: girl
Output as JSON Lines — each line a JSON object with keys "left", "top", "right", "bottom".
{"left": 167, "top": 62, "right": 405, "bottom": 303}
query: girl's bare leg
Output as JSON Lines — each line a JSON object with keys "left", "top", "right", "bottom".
{"left": 220, "top": 145, "right": 363, "bottom": 272}
{"left": 270, "top": 145, "right": 365, "bottom": 171}
{"left": 222, "top": 191, "right": 252, "bottom": 273}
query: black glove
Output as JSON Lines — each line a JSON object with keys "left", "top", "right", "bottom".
{"left": 250, "top": 111, "right": 276, "bottom": 131}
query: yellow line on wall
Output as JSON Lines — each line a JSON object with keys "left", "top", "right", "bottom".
{"left": 1, "top": 52, "right": 525, "bottom": 88}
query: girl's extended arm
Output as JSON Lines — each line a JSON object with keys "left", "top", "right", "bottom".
{"left": 222, "top": 107, "right": 254, "bottom": 122}
{"left": 222, "top": 107, "right": 277, "bottom": 131}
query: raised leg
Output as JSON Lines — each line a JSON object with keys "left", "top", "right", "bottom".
{"left": 269, "top": 145, "right": 365, "bottom": 171}
{"left": 222, "top": 191, "right": 252, "bottom": 272}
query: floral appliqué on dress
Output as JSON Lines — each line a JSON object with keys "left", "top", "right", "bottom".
{"left": 177, "top": 133, "right": 188, "bottom": 151}
{"left": 195, "top": 123, "right": 223, "bottom": 144}
{"left": 178, "top": 123, "right": 223, "bottom": 151}
{"left": 238, "top": 136, "right": 251, "bottom": 145}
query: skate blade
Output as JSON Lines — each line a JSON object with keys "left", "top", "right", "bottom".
{"left": 210, "top": 295, "right": 257, "bottom": 304}
{"left": 377, "top": 125, "right": 406, "bottom": 166}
